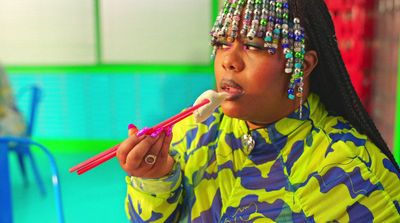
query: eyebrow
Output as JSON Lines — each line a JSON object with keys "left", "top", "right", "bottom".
{"left": 216, "top": 37, "right": 231, "bottom": 43}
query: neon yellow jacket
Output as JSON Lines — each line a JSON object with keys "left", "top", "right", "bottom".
{"left": 125, "top": 93, "right": 400, "bottom": 222}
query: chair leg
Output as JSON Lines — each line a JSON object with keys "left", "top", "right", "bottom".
{"left": 16, "top": 152, "right": 29, "bottom": 187}
{"left": 2, "top": 137, "right": 64, "bottom": 223}
{"left": 26, "top": 151, "right": 46, "bottom": 196}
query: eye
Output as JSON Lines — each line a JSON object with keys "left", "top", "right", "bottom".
{"left": 214, "top": 41, "right": 231, "bottom": 50}
{"left": 243, "top": 43, "right": 263, "bottom": 51}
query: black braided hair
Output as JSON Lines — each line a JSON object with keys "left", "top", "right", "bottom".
{"left": 290, "top": 0, "right": 399, "bottom": 171}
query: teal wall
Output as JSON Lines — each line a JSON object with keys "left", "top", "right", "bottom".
{"left": 9, "top": 72, "right": 214, "bottom": 140}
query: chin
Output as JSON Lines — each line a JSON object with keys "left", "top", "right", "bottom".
{"left": 220, "top": 102, "right": 248, "bottom": 120}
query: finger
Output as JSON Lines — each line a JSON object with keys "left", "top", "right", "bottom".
{"left": 143, "top": 131, "right": 173, "bottom": 177}
{"left": 117, "top": 124, "right": 139, "bottom": 165}
{"left": 159, "top": 131, "right": 173, "bottom": 159}
{"left": 116, "top": 135, "right": 143, "bottom": 165}
{"left": 140, "top": 132, "right": 166, "bottom": 169}
{"left": 128, "top": 124, "right": 139, "bottom": 136}
{"left": 125, "top": 135, "right": 160, "bottom": 169}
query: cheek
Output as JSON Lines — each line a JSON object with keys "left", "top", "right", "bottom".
{"left": 214, "top": 59, "right": 224, "bottom": 86}
{"left": 247, "top": 62, "right": 287, "bottom": 92}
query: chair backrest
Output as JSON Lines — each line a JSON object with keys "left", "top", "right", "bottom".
{"left": 25, "top": 85, "right": 42, "bottom": 137}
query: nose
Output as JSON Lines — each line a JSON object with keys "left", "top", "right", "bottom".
{"left": 221, "top": 44, "right": 245, "bottom": 72}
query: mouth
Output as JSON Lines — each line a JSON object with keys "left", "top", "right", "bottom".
{"left": 219, "top": 79, "right": 245, "bottom": 100}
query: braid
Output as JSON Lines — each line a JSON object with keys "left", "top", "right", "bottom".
{"left": 293, "top": 0, "right": 399, "bottom": 170}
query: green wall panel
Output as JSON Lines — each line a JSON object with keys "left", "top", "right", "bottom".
{"left": 395, "top": 43, "right": 400, "bottom": 163}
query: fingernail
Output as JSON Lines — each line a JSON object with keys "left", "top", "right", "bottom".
{"left": 164, "top": 126, "right": 173, "bottom": 136}
{"left": 136, "top": 127, "right": 150, "bottom": 137}
{"left": 128, "top": 124, "right": 137, "bottom": 130}
{"left": 150, "top": 128, "right": 163, "bottom": 138}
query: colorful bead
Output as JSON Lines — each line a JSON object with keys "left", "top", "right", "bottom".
{"left": 260, "top": 19, "right": 267, "bottom": 25}
{"left": 285, "top": 53, "right": 293, "bottom": 59}
{"left": 265, "top": 36, "right": 273, "bottom": 42}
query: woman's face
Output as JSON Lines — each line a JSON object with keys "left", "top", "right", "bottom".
{"left": 214, "top": 36, "right": 301, "bottom": 126}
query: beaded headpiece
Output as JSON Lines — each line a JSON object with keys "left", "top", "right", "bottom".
{"left": 210, "top": 0, "right": 306, "bottom": 117}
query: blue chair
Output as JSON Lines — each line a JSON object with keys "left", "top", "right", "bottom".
{"left": 14, "top": 84, "right": 46, "bottom": 195}
{"left": 0, "top": 137, "right": 65, "bottom": 223}
{"left": 0, "top": 84, "right": 65, "bottom": 223}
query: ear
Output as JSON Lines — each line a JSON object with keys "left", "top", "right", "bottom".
{"left": 303, "top": 50, "right": 318, "bottom": 78}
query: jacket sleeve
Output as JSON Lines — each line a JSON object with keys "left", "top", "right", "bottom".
{"left": 124, "top": 116, "right": 197, "bottom": 223}
{"left": 124, "top": 161, "right": 183, "bottom": 223}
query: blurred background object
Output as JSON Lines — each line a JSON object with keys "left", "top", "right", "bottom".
{"left": 320, "top": 0, "right": 400, "bottom": 156}
{"left": 326, "top": 0, "right": 375, "bottom": 111}
{"left": 0, "top": 0, "right": 399, "bottom": 222}
{"left": 370, "top": 0, "right": 400, "bottom": 157}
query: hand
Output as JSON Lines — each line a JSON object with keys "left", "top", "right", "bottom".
{"left": 116, "top": 125, "right": 175, "bottom": 179}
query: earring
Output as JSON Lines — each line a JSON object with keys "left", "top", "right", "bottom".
{"left": 287, "top": 17, "right": 305, "bottom": 118}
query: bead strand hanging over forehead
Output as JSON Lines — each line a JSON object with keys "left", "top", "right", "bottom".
{"left": 210, "top": 0, "right": 306, "bottom": 115}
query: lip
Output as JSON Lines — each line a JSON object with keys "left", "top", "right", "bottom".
{"left": 219, "top": 79, "right": 245, "bottom": 100}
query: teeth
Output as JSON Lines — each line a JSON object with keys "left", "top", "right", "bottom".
{"left": 223, "top": 86, "right": 231, "bottom": 91}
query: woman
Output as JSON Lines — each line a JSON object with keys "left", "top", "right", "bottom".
{"left": 117, "top": 0, "right": 400, "bottom": 222}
